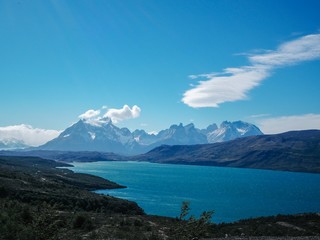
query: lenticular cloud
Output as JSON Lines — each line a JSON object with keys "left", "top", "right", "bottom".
{"left": 182, "top": 33, "right": 320, "bottom": 108}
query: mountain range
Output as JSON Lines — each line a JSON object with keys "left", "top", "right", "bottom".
{"left": 38, "top": 119, "right": 263, "bottom": 154}
{"left": 1, "top": 129, "right": 319, "bottom": 173}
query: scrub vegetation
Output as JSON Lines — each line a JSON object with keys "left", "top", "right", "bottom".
{"left": 0, "top": 156, "right": 319, "bottom": 239}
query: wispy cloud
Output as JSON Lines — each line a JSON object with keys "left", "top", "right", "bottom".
{"left": 183, "top": 66, "right": 269, "bottom": 107}
{"left": 79, "top": 104, "right": 141, "bottom": 124}
{"left": 249, "top": 34, "right": 320, "bottom": 66}
{"left": 0, "top": 124, "right": 61, "bottom": 146}
{"left": 183, "top": 34, "right": 320, "bottom": 108}
{"left": 188, "top": 73, "right": 219, "bottom": 80}
{"left": 248, "top": 113, "right": 271, "bottom": 119}
{"left": 256, "top": 114, "right": 320, "bottom": 134}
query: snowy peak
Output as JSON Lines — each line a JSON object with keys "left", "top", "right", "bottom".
{"left": 207, "top": 121, "right": 263, "bottom": 143}
{"left": 38, "top": 120, "right": 263, "bottom": 155}
{"left": 206, "top": 123, "right": 218, "bottom": 132}
{"left": 133, "top": 129, "right": 158, "bottom": 145}
{"left": 40, "top": 119, "right": 138, "bottom": 154}
{"left": 81, "top": 117, "right": 112, "bottom": 127}
{"left": 156, "top": 122, "right": 206, "bottom": 145}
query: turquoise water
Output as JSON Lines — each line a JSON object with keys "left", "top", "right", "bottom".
{"left": 69, "top": 161, "right": 320, "bottom": 223}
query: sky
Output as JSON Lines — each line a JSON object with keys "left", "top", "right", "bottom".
{"left": 1, "top": 0, "right": 320, "bottom": 146}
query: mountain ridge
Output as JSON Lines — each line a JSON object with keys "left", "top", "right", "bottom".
{"left": 38, "top": 119, "right": 263, "bottom": 154}
{"left": 2, "top": 129, "right": 320, "bottom": 174}
{"left": 132, "top": 130, "right": 320, "bottom": 173}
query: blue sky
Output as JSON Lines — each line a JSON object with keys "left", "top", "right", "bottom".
{"left": 1, "top": 0, "right": 320, "bottom": 145}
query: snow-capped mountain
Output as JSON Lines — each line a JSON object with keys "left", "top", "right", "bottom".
{"left": 40, "top": 118, "right": 141, "bottom": 154}
{"left": 154, "top": 123, "right": 207, "bottom": 146}
{"left": 38, "top": 119, "right": 263, "bottom": 155}
{"left": 132, "top": 129, "right": 158, "bottom": 146}
{"left": 0, "top": 138, "right": 29, "bottom": 150}
{"left": 207, "top": 121, "right": 263, "bottom": 143}
{"left": 199, "top": 123, "right": 218, "bottom": 135}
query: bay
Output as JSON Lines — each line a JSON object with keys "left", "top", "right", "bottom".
{"left": 69, "top": 161, "right": 320, "bottom": 223}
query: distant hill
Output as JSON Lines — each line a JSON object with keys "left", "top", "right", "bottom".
{"left": 37, "top": 118, "right": 262, "bottom": 155}
{"left": 133, "top": 130, "right": 320, "bottom": 173}
{"left": 0, "top": 149, "right": 125, "bottom": 162}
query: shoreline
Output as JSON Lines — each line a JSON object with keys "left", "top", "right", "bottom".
{"left": 0, "top": 155, "right": 319, "bottom": 239}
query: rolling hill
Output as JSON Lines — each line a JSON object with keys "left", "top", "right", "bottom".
{"left": 133, "top": 130, "right": 320, "bottom": 173}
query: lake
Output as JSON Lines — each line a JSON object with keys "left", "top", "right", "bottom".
{"left": 69, "top": 161, "right": 320, "bottom": 223}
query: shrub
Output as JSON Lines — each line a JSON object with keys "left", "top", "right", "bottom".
{"left": 172, "top": 201, "right": 214, "bottom": 239}
{"left": 73, "top": 213, "right": 94, "bottom": 231}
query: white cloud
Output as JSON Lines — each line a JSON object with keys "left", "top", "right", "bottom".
{"left": 256, "top": 114, "right": 320, "bottom": 134}
{"left": 183, "top": 65, "right": 269, "bottom": 107}
{"left": 78, "top": 109, "right": 101, "bottom": 120}
{"left": 104, "top": 105, "right": 141, "bottom": 123}
{"left": 78, "top": 105, "right": 142, "bottom": 125}
{"left": 248, "top": 113, "right": 271, "bottom": 118}
{"left": 249, "top": 34, "right": 320, "bottom": 66}
{"left": 188, "top": 72, "right": 219, "bottom": 80}
{"left": 0, "top": 124, "right": 61, "bottom": 147}
{"left": 183, "top": 33, "right": 320, "bottom": 108}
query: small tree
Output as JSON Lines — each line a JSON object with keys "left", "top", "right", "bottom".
{"left": 179, "top": 201, "right": 191, "bottom": 220}
{"left": 173, "top": 201, "right": 214, "bottom": 239}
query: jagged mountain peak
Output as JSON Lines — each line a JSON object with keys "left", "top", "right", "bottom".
{"left": 208, "top": 120, "right": 263, "bottom": 143}
{"left": 169, "top": 123, "right": 183, "bottom": 129}
{"left": 120, "top": 127, "right": 132, "bottom": 136}
{"left": 185, "top": 123, "right": 195, "bottom": 129}
{"left": 167, "top": 123, "right": 195, "bottom": 132}
{"left": 155, "top": 122, "right": 207, "bottom": 146}
{"left": 38, "top": 120, "right": 263, "bottom": 155}
{"left": 39, "top": 118, "right": 138, "bottom": 154}
{"left": 206, "top": 123, "right": 218, "bottom": 132}
{"left": 132, "top": 129, "right": 147, "bottom": 136}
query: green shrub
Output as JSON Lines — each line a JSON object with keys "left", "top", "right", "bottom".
{"left": 172, "top": 201, "right": 214, "bottom": 239}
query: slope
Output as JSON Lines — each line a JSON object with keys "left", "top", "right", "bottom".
{"left": 134, "top": 130, "right": 320, "bottom": 173}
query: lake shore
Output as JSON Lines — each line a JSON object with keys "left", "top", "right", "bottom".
{"left": 1, "top": 155, "right": 319, "bottom": 239}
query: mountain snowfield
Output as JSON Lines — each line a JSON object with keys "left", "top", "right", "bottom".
{"left": 39, "top": 118, "right": 263, "bottom": 155}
